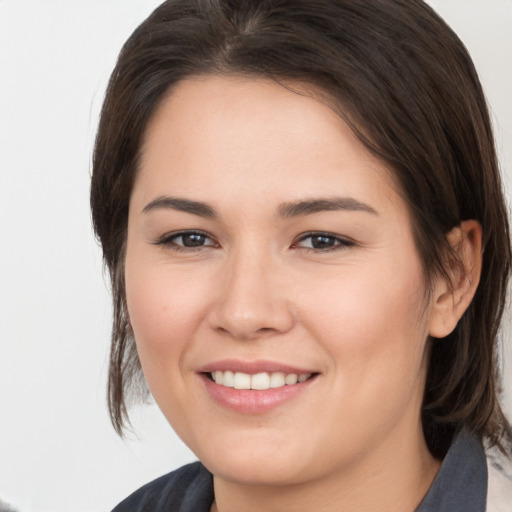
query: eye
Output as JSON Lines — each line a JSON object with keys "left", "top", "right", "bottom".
{"left": 155, "top": 230, "right": 218, "bottom": 250}
{"left": 293, "top": 232, "right": 354, "bottom": 251}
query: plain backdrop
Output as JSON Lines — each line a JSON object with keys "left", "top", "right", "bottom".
{"left": 0, "top": 1, "right": 511, "bottom": 511}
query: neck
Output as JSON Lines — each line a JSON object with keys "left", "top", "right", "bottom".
{"left": 211, "top": 425, "right": 441, "bottom": 512}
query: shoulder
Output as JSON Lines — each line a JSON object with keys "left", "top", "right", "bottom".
{"left": 111, "top": 461, "right": 214, "bottom": 512}
{"left": 486, "top": 445, "right": 512, "bottom": 512}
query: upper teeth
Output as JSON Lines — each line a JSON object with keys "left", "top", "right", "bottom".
{"left": 211, "top": 371, "right": 311, "bottom": 390}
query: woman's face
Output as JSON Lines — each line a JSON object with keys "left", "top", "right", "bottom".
{"left": 125, "top": 76, "right": 438, "bottom": 485}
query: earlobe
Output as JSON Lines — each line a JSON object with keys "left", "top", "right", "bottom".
{"left": 428, "top": 220, "right": 482, "bottom": 339}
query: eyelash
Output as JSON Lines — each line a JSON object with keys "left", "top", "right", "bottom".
{"left": 154, "top": 230, "right": 219, "bottom": 252}
{"left": 154, "top": 230, "right": 355, "bottom": 253}
{"left": 293, "top": 232, "right": 355, "bottom": 252}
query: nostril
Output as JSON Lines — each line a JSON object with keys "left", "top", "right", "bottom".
{"left": 256, "top": 327, "right": 277, "bottom": 335}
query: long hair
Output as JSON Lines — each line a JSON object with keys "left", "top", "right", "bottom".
{"left": 91, "top": 0, "right": 511, "bottom": 456}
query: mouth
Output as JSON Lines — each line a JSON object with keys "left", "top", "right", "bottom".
{"left": 206, "top": 370, "right": 314, "bottom": 390}
{"left": 198, "top": 359, "right": 319, "bottom": 413}
{"left": 198, "top": 360, "right": 319, "bottom": 413}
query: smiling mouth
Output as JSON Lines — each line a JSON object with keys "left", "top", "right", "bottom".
{"left": 207, "top": 371, "right": 314, "bottom": 390}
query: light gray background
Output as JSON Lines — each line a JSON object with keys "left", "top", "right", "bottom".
{"left": 0, "top": 1, "right": 510, "bottom": 511}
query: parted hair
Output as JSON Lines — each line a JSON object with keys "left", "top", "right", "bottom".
{"left": 91, "top": 0, "right": 511, "bottom": 457}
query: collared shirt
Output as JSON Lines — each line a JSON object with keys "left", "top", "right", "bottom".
{"left": 415, "top": 433, "right": 487, "bottom": 511}
{"left": 112, "top": 432, "right": 490, "bottom": 512}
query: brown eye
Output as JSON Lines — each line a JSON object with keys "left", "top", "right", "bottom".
{"left": 309, "top": 235, "right": 338, "bottom": 249}
{"left": 179, "top": 233, "right": 208, "bottom": 247}
{"left": 156, "top": 230, "right": 218, "bottom": 250}
{"left": 295, "top": 233, "right": 354, "bottom": 251}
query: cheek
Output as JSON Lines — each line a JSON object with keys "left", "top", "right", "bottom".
{"left": 299, "top": 259, "right": 429, "bottom": 394}
{"left": 304, "top": 259, "right": 425, "bottom": 332}
{"left": 124, "top": 253, "right": 210, "bottom": 364}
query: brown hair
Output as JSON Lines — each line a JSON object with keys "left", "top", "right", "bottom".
{"left": 91, "top": 0, "right": 511, "bottom": 457}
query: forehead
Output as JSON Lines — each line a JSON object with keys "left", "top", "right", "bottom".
{"left": 135, "top": 75, "right": 405, "bottom": 220}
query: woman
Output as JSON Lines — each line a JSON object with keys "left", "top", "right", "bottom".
{"left": 90, "top": 0, "right": 512, "bottom": 510}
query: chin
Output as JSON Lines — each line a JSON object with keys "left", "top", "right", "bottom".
{"left": 188, "top": 427, "right": 330, "bottom": 486}
{"left": 204, "top": 454, "right": 310, "bottom": 486}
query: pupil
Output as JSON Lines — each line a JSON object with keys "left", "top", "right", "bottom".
{"left": 312, "top": 235, "right": 335, "bottom": 249}
{"left": 183, "top": 233, "right": 205, "bottom": 247}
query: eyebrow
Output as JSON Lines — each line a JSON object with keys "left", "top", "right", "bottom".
{"left": 277, "top": 197, "right": 378, "bottom": 218}
{"left": 142, "top": 195, "right": 378, "bottom": 219}
{"left": 142, "top": 196, "right": 217, "bottom": 218}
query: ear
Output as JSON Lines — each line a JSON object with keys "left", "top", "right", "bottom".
{"left": 428, "top": 220, "right": 482, "bottom": 339}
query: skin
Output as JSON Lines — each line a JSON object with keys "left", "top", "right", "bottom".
{"left": 125, "top": 76, "right": 482, "bottom": 512}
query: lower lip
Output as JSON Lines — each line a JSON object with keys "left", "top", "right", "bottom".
{"left": 200, "top": 374, "right": 317, "bottom": 414}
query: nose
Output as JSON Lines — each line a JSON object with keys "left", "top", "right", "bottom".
{"left": 207, "top": 249, "right": 295, "bottom": 340}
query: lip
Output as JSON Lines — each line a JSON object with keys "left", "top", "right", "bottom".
{"left": 197, "top": 359, "right": 319, "bottom": 414}
{"left": 197, "top": 359, "right": 316, "bottom": 375}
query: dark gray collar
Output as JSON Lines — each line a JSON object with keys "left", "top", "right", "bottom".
{"left": 415, "top": 432, "right": 487, "bottom": 512}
